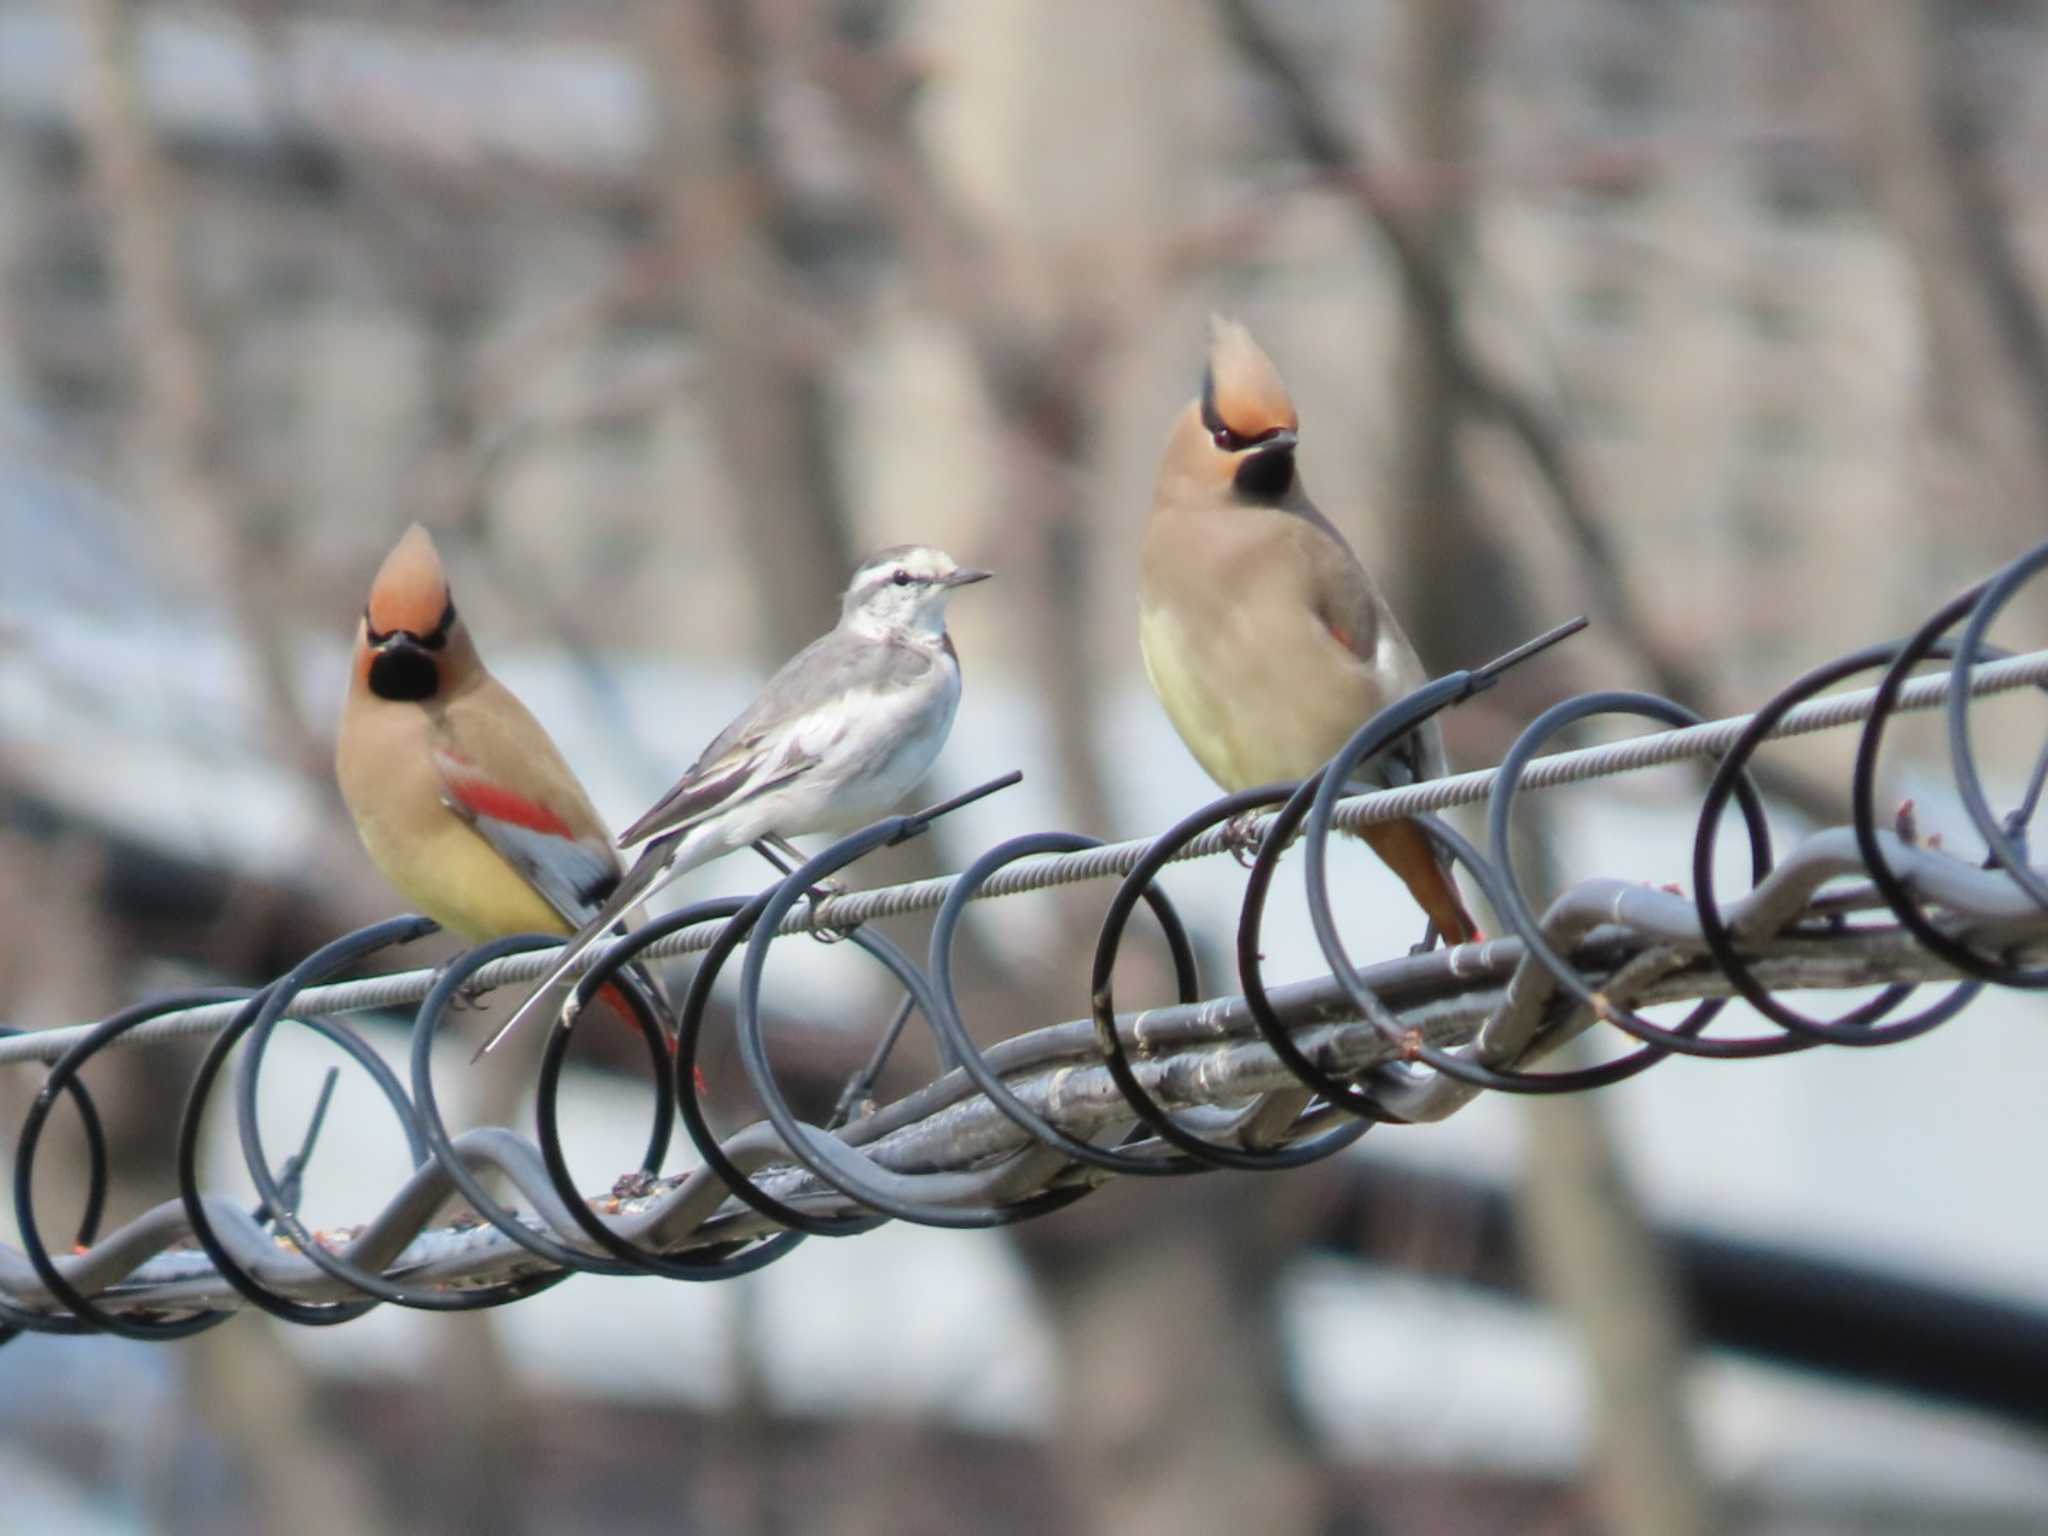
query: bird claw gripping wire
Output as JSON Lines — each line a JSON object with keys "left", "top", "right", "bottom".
{"left": 432, "top": 969, "right": 493, "bottom": 1013}
{"left": 751, "top": 839, "right": 855, "bottom": 944}
{"left": 802, "top": 893, "right": 857, "bottom": 945}
{"left": 9, "top": 550, "right": 2048, "bottom": 1329}
{"left": 1222, "top": 811, "right": 1267, "bottom": 868}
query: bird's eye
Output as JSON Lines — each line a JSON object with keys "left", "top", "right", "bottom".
{"left": 420, "top": 598, "right": 457, "bottom": 650}
{"left": 892, "top": 569, "right": 913, "bottom": 586}
{"left": 1212, "top": 426, "right": 1247, "bottom": 452}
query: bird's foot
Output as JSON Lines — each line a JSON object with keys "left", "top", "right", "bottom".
{"left": 805, "top": 878, "right": 856, "bottom": 945}
{"left": 1222, "top": 811, "right": 1267, "bottom": 869}
{"left": 1408, "top": 919, "right": 1442, "bottom": 957}
{"left": 431, "top": 961, "right": 494, "bottom": 1013}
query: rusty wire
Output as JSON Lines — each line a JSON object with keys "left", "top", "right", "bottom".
{"left": 4, "top": 543, "right": 2048, "bottom": 1336}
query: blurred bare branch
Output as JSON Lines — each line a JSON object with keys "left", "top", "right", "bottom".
{"left": 181, "top": 1326, "right": 393, "bottom": 1536}
{"left": 1520, "top": 1081, "right": 1720, "bottom": 1536}
{"left": 7, "top": 4, "right": 2044, "bottom": 1528}
{"left": 823, "top": 12, "right": 1323, "bottom": 1529}
{"left": 1211, "top": 0, "right": 1840, "bottom": 827}
{"left": 1385, "top": 0, "right": 1515, "bottom": 670}
{"left": 1817, "top": 0, "right": 2048, "bottom": 533}
{"left": 650, "top": 0, "right": 858, "bottom": 663}
{"left": 1381, "top": 7, "right": 1715, "bottom": 1530}
{"left": 72, "top": 0, "right": 324, "bottom": 779}
{"left": 816, "top": 29, "right": 1119, "bottom": 837}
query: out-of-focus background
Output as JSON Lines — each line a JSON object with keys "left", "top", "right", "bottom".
{"left": 3, "top": 1, "right": 2047, "bottom": 1532}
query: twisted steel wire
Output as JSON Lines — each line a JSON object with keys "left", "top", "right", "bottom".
{"left": 4, "top": 544, "right": 2048, "bottom": 1333}
{"left": 5, "top": 641, "right": 2047, "bottom": 1073}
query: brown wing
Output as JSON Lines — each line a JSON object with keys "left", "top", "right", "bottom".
{"left": 1288, "top": 502, "right": 1448, "bottom": 777}
{"left": 1290, "top": 503, "right": 1384, "bottom": 664}
{"left": 1285, "top": 504, "right": 1474, "bottom": 939}
{"left": 431, "top": 677, "right": 623, "bottom": 923}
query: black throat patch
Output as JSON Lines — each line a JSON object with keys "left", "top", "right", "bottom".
{"left": 1233, "top": 443, "right": 1295, "bottom": 503}
{"left": 368, "top": 641, "right": 441, "bottom": 702}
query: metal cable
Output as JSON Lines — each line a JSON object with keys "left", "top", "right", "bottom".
{"left": 3, "top": 545, "right": 2048, "bottom": 1329}
{"left": 3, "top": 642, "right": 2045, "bottom": 1071}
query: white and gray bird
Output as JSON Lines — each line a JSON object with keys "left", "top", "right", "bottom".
{"left": 479, "top": 544, "right": 990, "bottom": 1056}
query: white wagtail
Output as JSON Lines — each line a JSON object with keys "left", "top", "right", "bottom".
{"left": 479, "top": 544, "right": 990, "bottom": 1056}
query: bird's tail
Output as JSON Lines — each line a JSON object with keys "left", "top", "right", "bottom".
{"left": 1358, "top": 816, "right": 1480, "bottom": 946}
{"left": 472, "top": 829, "right": 693, "bottom": 1060}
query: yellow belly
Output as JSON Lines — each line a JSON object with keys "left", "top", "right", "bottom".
{"left": 1140, "top": 600, "right": 1359, "bottom": 791}
{"left": 358, "top": 814, "right": 571, "bottom": 942}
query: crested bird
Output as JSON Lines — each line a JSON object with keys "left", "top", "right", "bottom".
{"left": 481, "top": 544, "right": 991, "bottom": 1056}
{"left": 1138, "top": 318, "right": 1478, "bottom": 945}
{"left": 336, "top": 524, "right": 660, "bottom": 1046}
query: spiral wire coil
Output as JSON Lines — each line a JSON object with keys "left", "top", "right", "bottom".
{"left": 5, "top": 544, "right": 2048, "bottom": 1337}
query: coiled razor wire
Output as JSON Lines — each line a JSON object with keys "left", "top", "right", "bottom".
{"left": 6, "top": 544, "right": 2048, "bottom": 1333}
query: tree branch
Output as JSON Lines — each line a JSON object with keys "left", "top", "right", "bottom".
{"left": 1211, "top": 0, "right": 1841, "bottom": 825}
{"left": 73, "top": 0, "right": 325, "bottom": 778}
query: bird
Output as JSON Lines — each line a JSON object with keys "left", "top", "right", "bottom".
{"left": 480, "top": 543, "right": 991, "bottom": 1057}
{"left": 1138, "top": 317, "right": 1478, "bottom": 946}
{"left": 335, "top": 523, "right": 661, "bottom": 1046}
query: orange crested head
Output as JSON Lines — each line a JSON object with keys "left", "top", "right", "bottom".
{"left": 1202, "top": 316, "right": 1299, "bottom": 446}
{"left": 355, "top": 524, "right": 468, "bottom": 704}
{"left": 1152, "top": 317, "right": 1303, "bottom": 508}
{"left": 366, "top": 524, "right": 452, "bottom": 638}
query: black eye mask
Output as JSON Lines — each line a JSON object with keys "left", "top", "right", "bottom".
{"left": 364, "top": 598, "right": 457, "bottom": 650}
{"left": 1202, "top": 368, "right": 1296, "bottom": 502}
{"left": 368, "top": 638, "right": 440, "bottom": 702}
{"left": 1232, "top": 442, "right": 1295, "bottom": 502}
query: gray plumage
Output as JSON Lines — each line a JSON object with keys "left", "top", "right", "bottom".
{"left": 479, "top": 544, "right": 989, "bottom": 1056}
{"left": 618, "top": 628, "right": 945, "bottom": 845}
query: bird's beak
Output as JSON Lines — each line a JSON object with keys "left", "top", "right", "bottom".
{"left": 944, "top": 567, "right": 993, "bottom": 587}
{"left": 1250, "top": 427, "right": 1298, "bottom": 456}
{"left": 371, "top": 630, "right": 431, "bottom": 659}
{"left": 367, "top": 632, "right": 441, "bottom": 701}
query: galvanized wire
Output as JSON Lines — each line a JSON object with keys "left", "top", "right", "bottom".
{"left": 5, "top": 642, "right": 2045, "bottom": 1073}
{"left": 4, "top": 544, "right": 2048, "bottom": 1331}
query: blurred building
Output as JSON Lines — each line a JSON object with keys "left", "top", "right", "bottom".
{"left": 2, "top": 0, "right": 2043, "bottom": 693}
{"left": 1474, "top": 0, "right": 2038, "bottom": 688}
{"left": 6, "top": 6, "right": 2048, "bottom": 1531}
